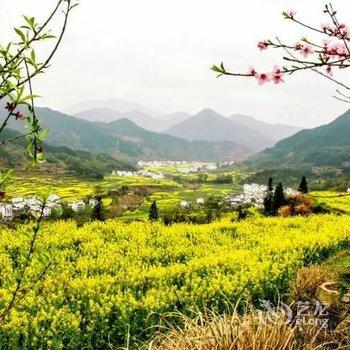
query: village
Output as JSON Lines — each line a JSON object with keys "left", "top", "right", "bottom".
{"left": 179, "top": 184, "right": 298, "bottom": 209}
{"left": 2, "top": 166, "right": 350, "bottom": 222}
{"left": 0, "top": 183, "right": 273, "bottom": 222}
{"left": 0, "top": 194, "right": 98, "bottom": 221}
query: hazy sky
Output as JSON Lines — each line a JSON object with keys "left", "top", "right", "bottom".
{"left": 1, "top": 0, "right": 350, "bottom": 127}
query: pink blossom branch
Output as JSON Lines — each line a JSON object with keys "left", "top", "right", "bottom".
{"left": 212, "top": 3, "right": 350, "bottom": 101}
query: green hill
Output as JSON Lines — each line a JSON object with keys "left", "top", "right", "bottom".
{"left": 248, "top": 110, "right": 350, "bottom": 168}
{"left": 0, "top": 128, "right": 133, "bottom": 179}
{"left": 245, "top": 109, "right": 350, "bottom": 189}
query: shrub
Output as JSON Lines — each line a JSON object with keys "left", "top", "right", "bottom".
{"left": 278, "top": 205, "right": 293, "bottom": 217}
{"left": 277, "top": 194, "right": 314, "bottom": 217}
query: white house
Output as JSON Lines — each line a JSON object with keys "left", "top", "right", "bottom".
{"left": 25, "top": 196, "right": 42, "bottom": 211}
{"left": 47, "top": 194, "right": 61, "bottom": 205}
{"left": 12, "top": 197, "right": 26, "bottom": 210}
{"left": 206, "top": 164, "right": 217, "bottom": 171}
{"left": 43, "top": 206, "right": 52, "bottom": 218}
{"left": 89, "top": 198, "right": 98, "bottom": 207}
{"left": 227, "top": 183, "right": 268, "bottom": 208}
{"left": 180, "top": 200, "right": 189, "bottom": 208}
{"left": 69, "top": 200, "right": 85, "bottom": 212}
{"left": 113, "top": 170, "right": 134, "bottom": 177}
{"left": 0, "top": 204, "right": 13, "bottom": 220}
{"left": 196, "top": 198, "right": 205, "bottom": 204}
{"left": 347, "top": 188, "right": 350, "bottom": 195}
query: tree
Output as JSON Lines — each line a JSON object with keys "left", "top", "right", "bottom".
{"left": 272, "top": 182, "right": 286, "bottom": 215}
{"left": 92, "top": 196, "right": 105, "bottom": 222}
{"left": 149, "top": 201, "right": 158, "bottom": 221}
{"left": 298, "top": 175, "right": 309, "bottom": 194}
{"left": 237, "top": 205, "right": 247, "bottom": 221}
{"left": 212, "top": 4, "right": 350, "bottom": 102}
{"left": 0, "top": 1, "right": 76, "bottom": 324}
{"left": 0, "top": 1, "right": 77, "bottom": 170}
{"left": 263, "top": 177, "right": 274, "bottom": 215}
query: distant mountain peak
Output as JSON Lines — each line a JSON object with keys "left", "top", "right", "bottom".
{"left": 196, "top": 108, "right": 223, "bottom": 117}
{"left": 166, "top": 108, "right": 272, "bottom": 151}
{"left": 109, "top": 117, "right": 139, "bottom": 127}
{"left": 65, "top": 97, "right": 162, "bottom": 116}
{"left": 73, "top": 105, "right": 191, "bottom": 133}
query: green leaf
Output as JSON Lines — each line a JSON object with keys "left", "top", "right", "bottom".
{"left": 37, "top": 129, "right": 49, "bottom": 140}
{"left": 30, "top": 50, "right": 36, "bottom": 66}
{"left": 41, "top": 33, "right": 56, "bottom": 40}
{"left": 14, "top": 28, "right": 26, "bottom": 43}
{"left": 19, "top": 94, "right": 40, "bottom": 103}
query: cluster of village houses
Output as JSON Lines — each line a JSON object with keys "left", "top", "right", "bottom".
{"left": 177, "top": 163, "right": 217, "bottom": 174}
{"left": 137, "top": 160, "right": 187, "bottom": 167}
{"left": 226, "top": 184, "right": 298, "bottom": 208}
{"left": 112, "top": 169, "right": 165, "bottom": 180}
{"left": 0, "top": 194, "right": 98, "bottom": 221}
{"left": 137, "top": 160, "right": 234, "bottom": 169}
{"left": 117, "top": 160, "right": 220, "bottom": 178}
{"left": 114, "top": 161, "right": 219, "bottom": 179}
{"left": 180, "top": 184, "right": 299, "bottom": 209}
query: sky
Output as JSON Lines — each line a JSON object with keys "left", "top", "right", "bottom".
{"left": 1, "top": 0, "right": 350, "bottom": 127}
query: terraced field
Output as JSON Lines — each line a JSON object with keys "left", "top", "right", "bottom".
{"left": 312, "top": 191, "right": 350, "bottom": 214}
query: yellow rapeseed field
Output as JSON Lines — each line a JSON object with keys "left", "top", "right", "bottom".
{"left": 0, "top": 214, "right": 350, "bottom": 348}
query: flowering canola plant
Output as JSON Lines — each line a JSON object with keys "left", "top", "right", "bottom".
{"left": 0, "top": 214, "right": 350, "bottom": 348}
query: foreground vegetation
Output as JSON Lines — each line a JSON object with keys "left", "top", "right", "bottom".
{"left": 151, "top": 249, "right": 350, "bottom": 350}
{"left": 0, "top": 214, "right": 350, "bottom": 348}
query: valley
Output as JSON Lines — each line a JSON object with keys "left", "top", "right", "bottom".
{"left": 2, "top": 1, "right": 350, "bottom": 348}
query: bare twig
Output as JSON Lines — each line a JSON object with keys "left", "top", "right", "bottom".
{"left": 0, "top": 131, "right": 34, "bottom": 146}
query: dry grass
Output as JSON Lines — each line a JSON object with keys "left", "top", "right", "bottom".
{"left": 289, "top": 266, "right": 335, "bottom": 302}
{"left": 147, "top": 248, "right": 350, "bottom": 350}
{"left": 147, "top": 306, "right": 329, "bottom": 350}
{"left": 147, "top": 264, "right": 350, "bottom": 350}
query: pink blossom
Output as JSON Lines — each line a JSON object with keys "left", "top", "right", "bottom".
{"left": 272, "top": 65, "right": 282, "bottom": 74}
{"left": 272, "top": 73, "right": 284, "bottom": 84}
{"left": 298, "top": 43, "right": 314, "bottom": 58}
{"left": 295, "top": 42, "right": 302, "bottom": 50}
{"left": 14, "top": 111, "right": 24, "bottom": 120}
{"left": 257, "top": 40, "right": 269, "bottom": 51}
{"left": 271, "top": 66, "right": 284, "bottom": 84}
{"left": 321, "top": 22, "right": 332, "bottom": 33}
{"left": 287, "top": 10, "right": 296, "bottom": 18}
{"left": 335, "top": 43, "right": 347, "bottom": 56}
{"left": 247, "top": 66, "right": 257, "bottom": 76}
{"left": 338, "top": 23, "right": 350, "bottom": 38}
{"left": 255, "top": 73, "right": 271, "bottom": 85}
{"left": 326, "top": 66, "right": 333, "bottom": 77}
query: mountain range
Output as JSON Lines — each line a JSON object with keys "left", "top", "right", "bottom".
{"left": 3, "top": 106, "right": 251, "bottom": 162}
{"left": 65, "top": 98, "right": 162, "bottom": 116}
{"left": 74, "top": 108, "right": 192, "bottom": 132}
{"left": 166, "top": 108, "right": 301, "bottom": 151}
{"left": 166, "top": 109, "right": 270, "bottom": 151}
{"left": 71, "top": 100, "right": 302, "bottom": 149}
{"left": 1, "top": 96, "right": 349, "bottom": 185}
